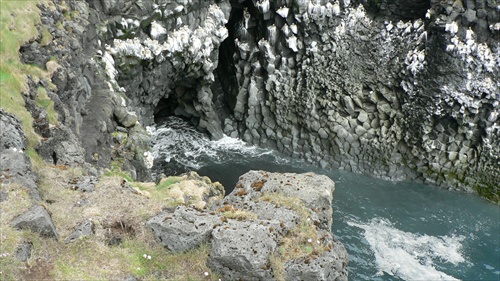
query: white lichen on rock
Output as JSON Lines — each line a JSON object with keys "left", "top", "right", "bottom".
{"left": 109, "top": 4, "right": 228, "bottom": 81}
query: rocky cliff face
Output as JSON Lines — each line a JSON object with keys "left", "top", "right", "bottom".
{"left": 17, "top": 0, "right": 499, "bottom": 200}
{"left": 216, "top": 0, "right": 499, "bottom": 201}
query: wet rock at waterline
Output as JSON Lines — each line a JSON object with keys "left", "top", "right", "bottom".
{"left": 148, "top": 171, "right": 348, "bottom": 280}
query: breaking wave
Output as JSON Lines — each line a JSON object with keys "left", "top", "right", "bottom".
{"left": 149, "top": 116, "right": 281, "bottom": 175}
{"left": 347, "top": 218, "right": 466, "bottom": 281}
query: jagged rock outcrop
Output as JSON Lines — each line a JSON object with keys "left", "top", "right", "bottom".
{"left": 148, "top": 171, "right": 348, "bottom": 280}
{"left": 18, "top": 1, "right": 154, "bottom": 180}
{"left": 216, "top": 0, "right": 499, "bottom": 201}
{"left": 95, "top": 0, "right": 232, "bottom": 139}
{"left": 0, "top": 109, "right": 41, "bottom": 201}
{"left": 0, "top": 108, "right": 27, "bottom": 151}
{"left": 10, "top": 205, "right": 59, "bottom": 240}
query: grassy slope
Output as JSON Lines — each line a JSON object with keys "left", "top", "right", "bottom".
{"left": 1, "top": 0, "right": 43, "bottom": 149}
{"left": 1, "top": 165, "right": 221, "bottom": 280}
{"left": 0, "top": 1, "right": 220, "bottom": 280}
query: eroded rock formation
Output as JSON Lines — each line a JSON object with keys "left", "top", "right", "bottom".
{"left": 217, "top": 0, "right": 500, "bottom": 200}
{"left": 148, "top": 170, "right": 349, "bottom": 280}
{"left": 16, "top": 0, "right": 499, "bottom": 201}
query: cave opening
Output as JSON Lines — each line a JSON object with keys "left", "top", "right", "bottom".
{"left": 153, "top": 95, "right": 181, "bottom": 124}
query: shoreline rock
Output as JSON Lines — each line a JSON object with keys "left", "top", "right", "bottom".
{"left": 148, "top": 170, "right": 349, "bottom": 280}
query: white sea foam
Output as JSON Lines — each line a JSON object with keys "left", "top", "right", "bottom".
{"left": 347, "top": 218, "right": 466, "bottom": 281}
{"left": 150, "top": 117, "right": 278, "bottom": 170}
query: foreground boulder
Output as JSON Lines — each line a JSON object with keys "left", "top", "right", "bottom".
{"left": 10, "top": 205, "right": 59, "bottom": 240}
{"left": 147, "top": 206, "right": 222, "bottom": 252}
{"left": 208, "top": 219, "right": 279, "bottom": 280}
{"left": 148, "top": 170, "right": 348, "bottom": 280}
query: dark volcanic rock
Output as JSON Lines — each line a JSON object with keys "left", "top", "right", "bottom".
{"left": 0, "top": 108, "right": 27, "bottom": 152}
{"left": 16, "top": 1, "right": 153, "bottom": 180}
{"left": 10, "top": 205, "right": 59, "bottom": 240}
{"left": 147, "top": 206, "right": 222, "bottom": 252}
{"left": 215, "top": 0, "right": 499, "bottom": 202}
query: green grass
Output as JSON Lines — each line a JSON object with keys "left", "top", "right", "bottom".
{"left": 35, "top": 86, "right": 58, "bottom": 124}
{"left": 0, "top": 0, "right": 58, "bottom": 163}
{"left": 103, "top": 159, "right": 135, "bottom": 182}
{"left": 156, "top": 176, "right": 182, "bottom": 190}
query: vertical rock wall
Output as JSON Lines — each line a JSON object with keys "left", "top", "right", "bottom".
{"left": 19, "top": 0, "right": 498, "bottom": 200}
{"left": 219, "top": 0, "right": 499, "bottom": 201}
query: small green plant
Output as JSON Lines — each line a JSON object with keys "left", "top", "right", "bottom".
{"left": 40, "top": 26, "right": 52, "bottom": 46}
{"left": 35, "top": 86, "right": 58, "bottom": 125}
{"left": 156, "top": 176, "right": 182, "bottom": 190}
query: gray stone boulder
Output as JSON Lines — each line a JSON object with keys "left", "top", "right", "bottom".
{"left": 0, "top": 149, "right": 41, "bottom": 201}
{"left": 69, "top": 176, "right": 98, "bottom": 192}
{"left": 10, "top": 205, "right": 59, "bottom": 240}
{"left": 208, "top": 219, "right": 278, "bottom": 281}
{"left": 227, "top": 170, "right": 335, "bottom": 230}
{"left": 65, "top": 220, "right": 95, "bottom": 244}
{"left": 147, "top": 206, "right": 221, "bottom": 252}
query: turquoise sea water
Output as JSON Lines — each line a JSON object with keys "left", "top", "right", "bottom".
{"left": 151, "top": 117, "right": 500, "bottom": 280}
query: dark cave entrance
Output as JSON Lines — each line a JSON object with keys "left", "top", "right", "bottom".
{"left": 153, "top": 95, "right": 179, "bottom": 124}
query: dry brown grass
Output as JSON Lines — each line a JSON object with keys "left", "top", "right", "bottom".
{"left": 256, "top": 193, "right": 326, "bottom": 279}
{"left": 1, "top": 165, "right": 221, "bottom": 280}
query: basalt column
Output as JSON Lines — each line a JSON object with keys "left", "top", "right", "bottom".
{"left": 217, "top": 0, "right": 499, "bottom": 202}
